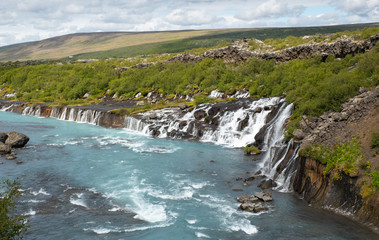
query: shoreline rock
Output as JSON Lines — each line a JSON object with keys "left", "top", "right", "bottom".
{"left": 0, "top": 132, "right": 29, "bottom": 162}
{"left": 237, "top": 192, "right": 272, "bottom": 213}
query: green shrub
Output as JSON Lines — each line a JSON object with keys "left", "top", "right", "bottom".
{"left": 244, "top": 145, "right": 260, "bottom": 155}
{"left": 193, "top": 94, "right": 214, "bottom": 105}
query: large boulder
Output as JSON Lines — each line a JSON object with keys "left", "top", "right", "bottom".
{"left": 5, "top": 132, "right": 30, "bottom": 148}
{"left": 0, "top": 142, "right": 11, "bottom": 154}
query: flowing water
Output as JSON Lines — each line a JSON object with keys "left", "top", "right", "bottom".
{"left": 0, "top": 111, "right": 378, "bottom": 239}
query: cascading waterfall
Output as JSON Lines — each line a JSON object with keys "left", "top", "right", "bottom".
{"left": 2, "top": 104, "right": 104, "bottom": 126}
{"left": 1, "top": 98, "right": 299, "bottom": 191}
{"left": 122, "top": 97, "right": 298, "bottom": 191}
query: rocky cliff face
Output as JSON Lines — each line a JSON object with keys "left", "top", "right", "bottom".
{"left": 294, "top": 156, "right": 379, "bottom": 228}
{"left": 292, "top": 87, "right": 379, "bottom": 229}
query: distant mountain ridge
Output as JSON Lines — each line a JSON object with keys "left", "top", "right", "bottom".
{"left": 0, "top": 23, "right": 378, "bottom": 61}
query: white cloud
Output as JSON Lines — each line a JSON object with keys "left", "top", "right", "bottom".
{"left": 236, "top": 0, "right": 305, "bottom": 20}
{"left": 331, "top": 0, "right": 379, "bottom": 17}
{"left": 0, "top": 0, "right": 377, "bottom": 47}
{"left": 166, "top": 9, "right": 224, "bottom": 26}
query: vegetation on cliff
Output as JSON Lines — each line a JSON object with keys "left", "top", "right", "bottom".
{"left": 300, "top": 135, "right": 379, "bottom": 198}
{"left": 299, "top": 139, "right": 363, "bottom": 180}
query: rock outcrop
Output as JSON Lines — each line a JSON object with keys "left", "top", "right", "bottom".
{"left": 297, "top": 86, "right": 379, "bottom": 146}
{"left": 292, "top": 86, "right": 379, "bottom": 229}
{"left": 117, "top": 34, "right": 379, "bottom": 73}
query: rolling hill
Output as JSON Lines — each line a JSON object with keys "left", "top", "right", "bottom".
{"left": 0, "top": 23, "right": 378, "bottom": 61}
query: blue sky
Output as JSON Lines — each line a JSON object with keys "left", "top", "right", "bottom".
{"left": 0, "top": 0, "right": 378, "bottom": 47}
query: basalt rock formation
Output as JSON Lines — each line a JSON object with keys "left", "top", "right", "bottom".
{"left": 292, "top": 87, "right": 379, "bottom": 229}
{"left": 116, "top": 34, "right": 379, "bottom": 73}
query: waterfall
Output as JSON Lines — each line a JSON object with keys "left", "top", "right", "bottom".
{"left": 122, "top": 97, "right": 299, "bottom": 191}
{"left": 2, "top": 103, "right": 104, "bottom": 126}
{"left": 22, "top": 105, "right": 41, "bottom": 116}
{"left": 0, "top": 104, "right": 15, "bottom": 112}
{"left": 59, "top": 107, "right": 68, "bottom": 120}
{"left": 122, "top": 97, "right": 287, "bottom": 148}
{"left": 1, "top": 98, "right": 299, "bottom": 191}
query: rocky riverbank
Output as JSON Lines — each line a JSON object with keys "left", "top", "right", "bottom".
{"left": 292, "top": 87, "right": 379, "bottom": 230}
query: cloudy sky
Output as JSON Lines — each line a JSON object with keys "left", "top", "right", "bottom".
{"left": 0, "top": 0, "right": 378, "bottom": 47}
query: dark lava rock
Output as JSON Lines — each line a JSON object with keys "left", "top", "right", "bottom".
{"left": 245, "top": 176, "right": 255, "bottom": 182}
{"left": 258, "top": 179, "right": 277, "bottom": 190}
{"left": 253, "top": 107, "right": 262, "bottom": 113}
{"left": 194, "top": 109, "right": 206, "bottom": 120}
{"left": 0, "top": 142, "right": 11, "bottom": 154}
{"left": 5, "top": 132, "right": 30, "bottom": 148}
{"left": 0, "top": 132, "right": 8, "bottom": 143}
{"left": 237, "top": 115, "right": 249, "bottom": 131}
{"left": 232, "top": 189, "right": 244, "bottom": 192}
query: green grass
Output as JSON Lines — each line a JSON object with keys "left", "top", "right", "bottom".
{"left": 299, "top": 139, "right": 363, "bottom": 180}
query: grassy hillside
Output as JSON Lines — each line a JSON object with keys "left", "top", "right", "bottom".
{"left": 0, "top": 23, "right": 378, "bottom": 61}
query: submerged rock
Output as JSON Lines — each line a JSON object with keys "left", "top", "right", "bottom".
{"left": 5, "top": 153, "right": 17, "bottom": 160}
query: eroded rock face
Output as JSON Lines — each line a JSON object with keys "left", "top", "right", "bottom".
{"left": 292, "top": 157, "right": 379, "bottom": 224}
{"left": 290, "top": 87, "right": 379, "bottom": 228}
{"left": 5, "top": 132, "right": 30, "bottom": 148}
